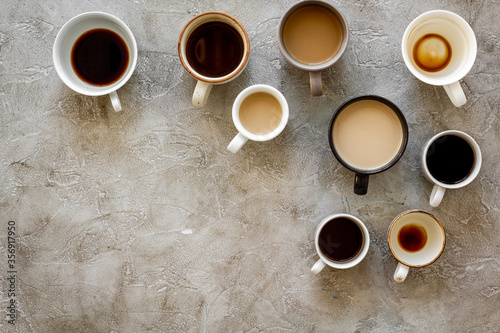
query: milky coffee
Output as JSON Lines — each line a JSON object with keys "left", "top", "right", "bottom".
{"left": 332, "top": 100, "right": 404, "bottom": 170}
{"left": 239, "top": 92, "right": 282, "bottom": 135}
{"left": 282, "top": 4, "right": 343, "bottom": 65}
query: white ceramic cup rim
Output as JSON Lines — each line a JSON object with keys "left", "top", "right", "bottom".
{"left": 422, "top": 130, "right": 482, "bottom": 189}
{"left": 52, "top": 11, "right": 138, "bottom": 96}
{"left": 232, "top": 84, "right": 289, "bottom": 142}
{"left": 401, "top": 10, "right": 477, "bottom": 86}
{"left": 388, "top": 210, "right": 445, "bottom": 268}
{"left": 314, "top": 213, "right": 370, "bottom": 269}
{"left": 178, "top": 12, "right": 250, "bottom": 84}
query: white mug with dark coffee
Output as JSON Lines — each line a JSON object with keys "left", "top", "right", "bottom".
{"left": 178, "top": 12, "right": 250, "bottom": 108}
{"left": 402, "top": 10, "right": 477, "bottom": 107}
{"left": 227, "top": 85, "right": 289, "bottom": 153}
{"left": 311, "top": 214, "right": 370, "bottom": 274}
{"left": 422, "top": 130, "right": 481, "bottom": 207}
{"left": 388, "top": 210, "right": 446, "bottom": 283}
{"left": 53, "top": 12, "right": 138, "bottom": 112}
{"left": 329, "top": 96, "right": 408, "bottom": 195}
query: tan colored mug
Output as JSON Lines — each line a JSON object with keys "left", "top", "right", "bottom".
{"left": 277, "top": 0, "right": 349, "bottom": 96}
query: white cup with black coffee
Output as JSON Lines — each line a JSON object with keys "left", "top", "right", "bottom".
{"left": 53, "top": 12, "right": 138, "bottom": 112}
{"left": 422, "top": 130, "right": 481, "bottom": 207}
{"left": 178, "top": 12, "right": 250, "bottom": 108}
{"left": 311, "top": 214, "right": 370, "bottom": 274}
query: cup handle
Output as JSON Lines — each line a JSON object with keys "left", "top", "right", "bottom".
{"left": 394, "top": 262, "right": 410, "bottom": 283}
{"left": 430, "top": 184, "right": 446, "bottom": 207}
{"left": 309, "top": 71, "right": 323, "bottom": 97}
{"left": 227, "top": 132, "right": 249, "bottom": 153}
{"left": 311, "top": 258, "right": 326, "bottom": 275}
{"left": 192, "top": 80, "right": 213, "bottom": 108}
{"left": 109, "top": 91, "right": 122, "bottom": 112}
{"left": 354, "top": 173, "right": 369, "bottom": 195}
{"left": 443, "top": 81, "right": 466, "bottom": 107}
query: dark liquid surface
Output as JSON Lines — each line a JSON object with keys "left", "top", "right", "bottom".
{"left": 426, "top": 135, "right": 475, "bottom": 184}
{"left": 71, "top": 28, "right": 129, "bottom": 86}
{"left": 318, "top": 217, "right": 363, "bottom": 262}
{"left": 398, "top": 224, "right": 427, "bottom": 252}
{"left": 186, "top": 21, "right": 244, "bottom": 78}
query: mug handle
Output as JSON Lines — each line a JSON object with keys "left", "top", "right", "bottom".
{"left": 354, "top": 173, "right": 369, "bottom": 195}
{"left": 311, "top": 258, "right": 326, "bottom": 275}
{"left": 394, "top": 262, "right": 410, "bottom": 283}
{"left": 193, "top": 80, "right": 213, "bottom": 108}
{"left": 109, "top": 91, "right": 122, "bottom": 112}
{"left": 443, "top": 81, "right": 466, "bottom": 107}
{"left": 430, "top": 184, "right": 446, "bottom": 207}
{"left": 227, "top": 132, "right": 249, "bottom": 153}
{"left": 309, "top": 71, "right": 323, "bottom": 97}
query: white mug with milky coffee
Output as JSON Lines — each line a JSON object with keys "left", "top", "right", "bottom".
{"left": 388, "top": 210, "right": 446, "bottom": 283}
{"left": 402, "top": 10, "right": 477, "bottom": 107}
{"left": 227, "top": 85, "right": 289, "bottom": 153}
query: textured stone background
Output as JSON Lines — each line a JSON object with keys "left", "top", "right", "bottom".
{"left": 1, "top": 0, "right": 499, "bottom": 332}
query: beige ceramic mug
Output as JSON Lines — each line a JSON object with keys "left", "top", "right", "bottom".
{"left": 277, "top": 0, "right": 349, "bottom": 96}
{"left": 178, "top": 12, "right": 250, "bottom": 108}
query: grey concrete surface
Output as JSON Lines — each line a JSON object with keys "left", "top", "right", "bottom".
{"left": 1, "top": 0, "right": 499, "bottom": 332}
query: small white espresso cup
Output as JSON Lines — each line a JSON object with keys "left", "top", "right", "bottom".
{"left": 388, "top": 210, "right": 445, "bottom": 283}
{"left": 311, "top": 214, "right": 370, "bottom": 275}
{"left": 402, "top": 10, "right": 477, "bottom": 107}
{"left": 178, "top": 12, "right": 250, "bottom": 108}
{"left": 227, "top": 84, "right": 289, "bottom": 153}
{"left": 53, "top": 12, "right": 138, "bottom": 112}
{"left": 422, "top": 130, "right": 481, "bottom": 207}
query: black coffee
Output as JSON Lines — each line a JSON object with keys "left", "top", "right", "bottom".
{"left": 71, "top": 28, "right": 129, "bottom": 86}
{"left": 398, "top": 224, "right": 427, "bottom": 252}
{"left": 186, "top": 21, "right": 244, "bottom": 78}
{"left": 318, "top": 217, "right": 363, "bottom": 262}
{"left": 426, "top": 134, "right": 475, "bottom": 184}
